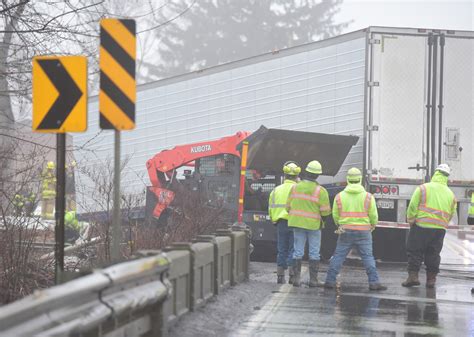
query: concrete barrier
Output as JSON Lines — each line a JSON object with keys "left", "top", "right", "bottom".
{"left": 165, "top": 241, "right": 214, "bottom": 312}
{"left": 162, "top": 249, "right": 192, "bottom": 327}
{"left": 191, "top": 241, "right": 215, "bottom": 308}
{"left": 216, "top": 228, "right": 250, "bottom": 285}
{"left": 195, "top": 235, "right": 232, "bottom": 295}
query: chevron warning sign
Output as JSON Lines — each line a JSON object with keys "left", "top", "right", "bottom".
{"left": 32, "top": 56, "right": 87, "bottom": 133}
{"left": 99, "top": 19, "right": 136, "bottom": 130}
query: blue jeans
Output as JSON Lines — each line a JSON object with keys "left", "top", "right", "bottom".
{"left": 325, "top": 230, "right": 380, "bottom": 284}
{"left": 293, "top": 228, "right": 321, "bottom": 261}
{"left": 276, "top": 220, "right": 294, "bottom": 268}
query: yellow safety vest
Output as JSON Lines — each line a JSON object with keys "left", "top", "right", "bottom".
{"left": 407, "top": 171, "right": 456, "bottom": 230}
{"left": 268, "top": 179, "right": 296, "bottom": 223}
{"left": 333, "top": 184, "right": 377, "bottom": 231}
{"left": 287, "top": 180, "right": 331, "bottom": 230}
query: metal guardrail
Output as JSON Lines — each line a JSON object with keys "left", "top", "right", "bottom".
{"left": 0, "top": 228, "right": 251, "bottom": 336}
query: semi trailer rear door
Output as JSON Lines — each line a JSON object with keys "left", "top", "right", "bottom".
{"left": 368, "top": 30, "right": 474, "bottom": 185}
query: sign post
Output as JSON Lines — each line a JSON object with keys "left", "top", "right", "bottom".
{"left": 55, "top": 133, "right": 66, "bottom": 280}
{"left": 32, "top": 56, "right": 87, "bottom": 283}
{"left": 99, "top": 18, "right": 136, "bottom": 262}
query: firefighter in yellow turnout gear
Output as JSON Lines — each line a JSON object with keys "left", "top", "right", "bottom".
{"left": 41, "top": 161, "right": 56, "bottom": 220}
{"left": 402, "top": 164, "right": 457, "bottom": 288}
{"left": 324, "top": 168, "right": 386, "bottom": 291}
{"left": 268, "top": 161, "right": 301, "bottom": 284}
{"left": 287, "top": 160, "right": 331, "bottom": 287}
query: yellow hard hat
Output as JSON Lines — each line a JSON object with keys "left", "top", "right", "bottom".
{"left": 347, "top": 167, "right": 362, "bottom": 183}
{"left": 47, "top": 161, "right": 55, "bottom": 169}
{"left": 305, "top": 160, "right": 322, "bottom": 175}
{"left": 64, "top": 211, "right": 76, "bottom": 223}
{"left": 283, "top": 161, "right": 301, "bottom": 176}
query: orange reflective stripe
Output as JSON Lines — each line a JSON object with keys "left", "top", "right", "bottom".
{"left": 289, "top": 209, "right": 321, "bottom": 219}
{"left": 336, "top": 194, "right": 342, "bottom": 212}
{"left": 364, "top": 193, "right": 371, "bottom": 211}
{"left": 340, "top": 211, "right": 368, "bottom": 218}
{"left": 418, "top": 205, "right": 451, "bottom": 220}
{"left": 420, "top": 185, "right": 427, "bottom": 205}
{"left": 290, "top": 185, "right": 297, "bottom": 197}
{"left": 417, "top": 217, "right": 448, "bottom": 228}
{"left": 313, "top": 186, "right": 321, "bottom": 198}
{"left": 291, "top": 193, "right": 320, "bottom": 202}
{"left": 342, "top": 224, "right": 372, "bottom": 230}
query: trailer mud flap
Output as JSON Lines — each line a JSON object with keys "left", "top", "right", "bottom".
{"left": 239, "top": 125, "right": 359, "bottom": 175}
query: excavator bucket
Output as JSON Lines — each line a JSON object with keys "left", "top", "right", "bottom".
{"left": 239, "top": 125, "right": 359, "bottom": 175}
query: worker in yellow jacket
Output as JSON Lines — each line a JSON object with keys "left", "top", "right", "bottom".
{"left": 402, "top": 164, "right": 456, "bottom": 288}
{"left": 468, "top": 193, "right": 474, "bottom": 225}
{"left": 268, "top": 161, "right": 301, "bottom": 284}
{"left": 324, "top": 168, "right": 386, "bottom": 291}
{"left": 287, "top": 160, "right": 331, "bottom": 287}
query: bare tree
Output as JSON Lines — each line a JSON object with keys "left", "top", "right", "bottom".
{"left": 0, "top": 133, "right": 55, "bottom": 304}
{"left": 143, "top": 0, "right": 349, "bottom": 79}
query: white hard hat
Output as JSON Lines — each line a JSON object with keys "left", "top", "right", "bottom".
{"left": 435, "top": 163, "right": 451, "bottom": 176}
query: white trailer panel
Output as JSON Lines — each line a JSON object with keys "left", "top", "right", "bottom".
{"left": 74, "top": 31, "right": 366, "bottom": 212}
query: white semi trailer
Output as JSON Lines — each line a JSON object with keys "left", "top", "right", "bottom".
{"left": 74, "top": 26, "right": 474, "bottom": 261}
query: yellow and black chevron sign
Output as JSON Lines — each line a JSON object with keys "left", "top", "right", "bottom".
{"left": 99, "top": 19, "right": 136, "bottom": 130}
{"left": 32, "top": 56, "right": 87, "bottom": 133}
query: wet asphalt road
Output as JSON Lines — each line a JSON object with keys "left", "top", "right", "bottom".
{"left": 231, "top": 230, "right": 474, "bottom": 337}
{"left": 170, "top": 230, "right": 474, "bottom": 337}
{"left": 231, "top": 262, "right": 474, "bottom": 336}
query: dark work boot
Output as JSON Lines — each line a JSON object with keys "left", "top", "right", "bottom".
{"left": 426, "top": 272, "right": 437, "bottom": 288}
{"left": 288, "top": 267, "right": 295, "bottom": 284}
{"left": 292, "top": 259, "right": 302, "bottom": 287}
{"left": 369, "top": 283, "right": 387, "bottom": 291}
{"left": 402, "top": 271, "right": 421, "bottom": 287}
{"left": 308, "top": 260, "right": 322, "bottom": 287}
{"left": 277, "top": 266, "right": 285, "bottom": 284}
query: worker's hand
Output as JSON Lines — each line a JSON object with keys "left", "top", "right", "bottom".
{"left": 370, "top": 225, "right": 376, "bottom": 232}
{"left": 335, "top": 227, "right": 345, "bottom": 235}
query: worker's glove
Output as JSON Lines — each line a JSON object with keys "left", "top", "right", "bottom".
{"left": 334, "top": 227, "right": 345, "bottom": 235}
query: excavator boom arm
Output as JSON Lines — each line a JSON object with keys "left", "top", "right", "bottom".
{"left": 146, "top": 131, "right": 250, "bottom": 188}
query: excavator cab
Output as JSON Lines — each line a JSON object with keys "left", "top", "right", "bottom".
{"left": 195, "top": 154, "right": 240, "bottom": 211}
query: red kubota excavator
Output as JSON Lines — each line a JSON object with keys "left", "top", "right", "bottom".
{"left": 145, "top": 125, "right": 358, "bottom": 260}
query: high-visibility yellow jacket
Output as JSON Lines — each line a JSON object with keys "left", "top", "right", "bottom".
{"left": 468, "top": 194, "right": 474, "bottom": 224}
{"left": 42, "top": 168, "right": 56, "bottom": 199}
{"left": 333, "top": 183, "right": 378, "bottom": 231}
{"left": 407, "top": 171, "right": 457, "bottom": 230}
{"left": 286, "top": 180, "right": 331, "bottom": 230}
{"left": 268, "top": 179, "right": 297, "bottom": 223}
